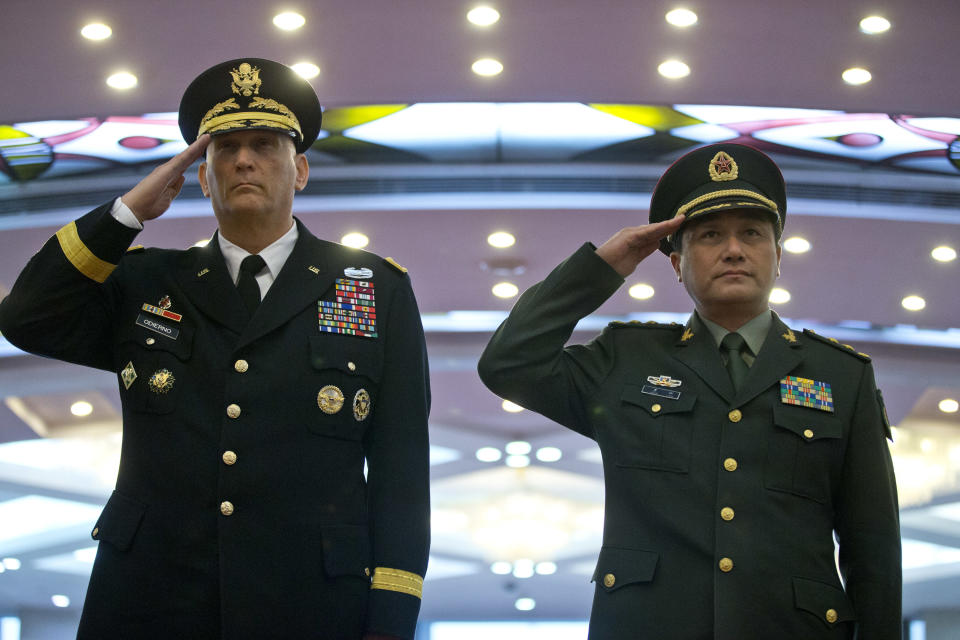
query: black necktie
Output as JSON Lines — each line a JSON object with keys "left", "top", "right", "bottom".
{"left": 237, "top": 254, "right": 266, "bottom": 316}
{"left": 721, "top": 332, "right": 750, "bottom": 391}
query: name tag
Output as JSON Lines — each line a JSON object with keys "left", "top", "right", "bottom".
{"left": 136, "top": 313, "right": 180, "bottom": 340}
{"left": 641, "top": 384, "right": 681, "bottom": 400}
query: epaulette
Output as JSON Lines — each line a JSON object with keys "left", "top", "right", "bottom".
{"left": 126, "top": 245, "right": 145, "bottom": 253}
{"left": 384, "top": 256, "right": 408, "bottom": 274}
{"left": 802, "top": 329, "right": 871, "bottom": 361}
{"left": 608, "top": 320, "right": 683, "bottom": 329}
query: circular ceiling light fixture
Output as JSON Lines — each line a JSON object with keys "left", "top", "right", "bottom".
{"left": 81, "top": 23, "right": 112, "bottom": 40}
{"left": 859, "top": 16, "right": 891, "bottom": 34}
{"left": 467, "top": 6, "right": 501, "bottom": 27}
{"left": 665, "top": 8, "right": 698, "bottom": 27}
{"left": 273, "top": 12, "right": 306, "bottom": 31}
{"left": 106, "top": 72, "right": 138, "bottom": 90}
{"left": 842, "top": 67, "right": 872, "bottom": 85}
{"left": 472, "top": 58, "right": 504, "bottom": 76}
{"left": 658, "top": 59, "right": 690, "bottom": 79}
{"left": 341, "top": 232, "right": 369, "bottom": 249}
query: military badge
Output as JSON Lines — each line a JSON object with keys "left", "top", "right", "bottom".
{"left": 136, "top": 313, "right": 180, "bottom": 339}
{"left": 344, "top": 267, "right": 373, "bottom": 279}
{"left": 318, "top": 385, "right": 345, "bottom": 414}
{"left": 353, "top": 389, "right": 371, "bottom": 421}
{"left": 647, "top": 375, "right": 682, "bottom": 388}
{"left": 159, "top": 295, "right": 172, "bottom": 310}
{"left": 780, "top": 376, "right": 834, "bottom": 412}
{"left": 121, "top": 361, "right": 137, "bottom": 390}
{"left": 318, "top": 278, "right": 378, "bottom": 338}
{"left": 148, "top": 369, "right": 175, "bottom": 394}
{"left": 782, "top": 329, "right": 797, "bottom": 343}
{"left": 709, "top": 151, "right": 739, "bottom": 182}
{"left": 141, "top": 303, "right": 182, "bottom": 323}
{"left": 230, "top": 62, "right": 262, "bottom": 96}
{"left": 681, "top": 328, "right": 695, "bottom": 342}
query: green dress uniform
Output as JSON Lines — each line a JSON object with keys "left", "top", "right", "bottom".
{"left": 478, "top": 244, "right": 901, "bottom": 640}
{"left": 0, "top": 203, "right": 431, "bottom": 639}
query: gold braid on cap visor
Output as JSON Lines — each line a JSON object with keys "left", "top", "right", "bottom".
{"left": 197, "top": 97, "right": 302, "bottom": 140}
{"left": 674, "top": 188, "right": 781, "bottom": 227}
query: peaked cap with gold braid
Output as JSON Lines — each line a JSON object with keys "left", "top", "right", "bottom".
{"left": 649, "top": 143, "right": 787, "bottom": 255}
{"left": 178, "top": 58, "right": 322, "bottom": 154}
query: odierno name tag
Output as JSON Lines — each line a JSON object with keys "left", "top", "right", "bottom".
{"left": 136, "top": 313, "right": 180, "bottom": 340}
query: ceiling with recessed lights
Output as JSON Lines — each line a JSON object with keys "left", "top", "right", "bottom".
{"left": 1, "top": 0, "right": 960, "bottom": 630}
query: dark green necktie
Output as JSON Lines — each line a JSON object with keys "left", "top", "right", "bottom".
{"left": 721, "top": 332, "right": 750, "bottom": 391}
{"left": 237, "top": 254, "right": 266, "bottom": 316}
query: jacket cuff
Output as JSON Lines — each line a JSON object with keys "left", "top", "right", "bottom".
{"left": 366, "top": 568, "right": 424, "bottom": 639}
{"left": 55, "top": 200, "right": 141, "bottom": 282}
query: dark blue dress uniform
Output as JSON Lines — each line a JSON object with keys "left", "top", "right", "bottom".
{"left": 0, "top": 203, "right": 431, "bottom": 639}
{"left": 478, "top": 245, "right": 901, "bottom": 639}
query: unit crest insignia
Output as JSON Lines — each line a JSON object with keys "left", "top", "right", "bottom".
{"left": 353, "top": 389, "right": 371, "bottom": 421}
{"left": 230, "top": 62, "right": 262, "bottom": 97}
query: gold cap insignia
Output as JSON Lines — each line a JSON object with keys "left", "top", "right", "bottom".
{"left": 230, "top": 63, "right": 262, "bottom": 97}
{"left": 148, "top": 369, "right": 175, "bottom": 394}
{"left": 121, "top": 361, "right": 137, "bottom": 390}
{"left": 353, "top": 389, "right": 371, "bottom": 421}
{"left": 318, "top": 385, "right": 345, "bottom": 414}
{"left": 709, "top": 151, "right": 739, "bottom": 182}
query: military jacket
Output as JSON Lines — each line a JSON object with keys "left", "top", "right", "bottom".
{"left": 0, "top": 202, "right": 431, "bottom": 639}
{"left": 478, "top": 244, "right": 901, "bottom": 640}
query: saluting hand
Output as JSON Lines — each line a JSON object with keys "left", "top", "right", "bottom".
{"left": 595, "top": 215, "right": 686, "bottom": 277}
{"left": 120, "top": 134, "right": 211, "bottom": 223}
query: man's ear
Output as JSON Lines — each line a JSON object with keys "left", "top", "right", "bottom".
{"left": 776, "top": 242, "right": 782, "bottom": 277}
{"left": 294, "top": 154, "right": 309, "bottom": 191}
{"left": 198, "top": 162, "right": 210, "bottom": 197}
{"left": 670, "top": 251, "right": 683, "bottom": 283}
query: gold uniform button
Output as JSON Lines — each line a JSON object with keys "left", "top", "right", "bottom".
{"left": 226, "top": 404, "right": 241, "bottom": 419}
{"left": 728, "top": 409, "right": 742, "bottom": 422}
{"left": 222, "top": 450, "right": 237, "bottom": 465}
{"left": 720, "top": 507, "right": 735, "bottom": 521}
{"left": 92, "top": 527, "right": 99, "bottom": 538}
{"left": 651, "top": 403, "right": 662, "bottom": 413}
{"left": 803, "top": 429, "right": 814, "bottom": 439}
{"left": 220, "top": 501, "right": 234, "bottom": 516}
{"left": 234, "top": 359, "right": 249, "bottom": 373}
{"left": 145, "top": 337, "right": 156, "bottom": 346}
{"left": 825, "top": 609, "right": 838, "bottom": 623}
{"left": 723, "top": 458, "right": 738, "bottom": 472}
{"left": 719, "top": 557, "right": 734, "bottom": 572}
{"left": 602, "top": 573, "right": 616, "bottom": 588}
{"left": 347, "top": 361, "right": 357, "bottom": 372}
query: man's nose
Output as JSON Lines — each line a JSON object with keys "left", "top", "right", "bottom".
{"left": 234, "top": 145, "right": 255, "bottom": 167}
{"left": 721, "top": 235, "right": 745, "bottom": 259}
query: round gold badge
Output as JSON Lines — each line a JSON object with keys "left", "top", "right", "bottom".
{"left": 353, "top": 389, "right": 371, "bottom": 421}
{"left": 318, "top": 385, "right": 345, "bottom": 414}
{"left": 148, "top": 369, "right": 175, "bottom": 394}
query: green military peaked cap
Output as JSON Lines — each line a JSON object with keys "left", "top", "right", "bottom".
{"left": 179, "top": 58, "right": 323, "bottom": 154}
{"left": 649, "top": 143, "right": 787, "bottom": 255}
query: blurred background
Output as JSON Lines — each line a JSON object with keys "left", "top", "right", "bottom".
{"left": 1, "top": 2, "right": 959, "bottom": 638}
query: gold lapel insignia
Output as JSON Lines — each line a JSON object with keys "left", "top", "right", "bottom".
{"left": 148, "top": 369, "right": 175, "bottom": 394}
{"left": 230, "top": 62, "right": 262, "bottom": 97}
{"left": 681, "top": 327, "right": 695, "bottom": 342}
{"left": 782, "top": 329, "right": 797, "bottom": 343}
{"left": 318, "top": 385, "right": 345, "bottom": 414}
{"left": 709, "top": 151, "right": 739, "bottom": 182}
{"left": 121, "top": 361, "right": 137, "bottom": 390}
{"left": 308, "top": 265, "right": 320, "bottom": 274}
{"left": 197, "top": 268, "right": 210, "bottom": 278}
{"left": 353, "top": 389, "right": 371, "bottom": 421}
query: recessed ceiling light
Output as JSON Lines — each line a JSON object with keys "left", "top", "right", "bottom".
{"left": 665, "top": 8, "right": 698, "bottom": 27}
{"left": 70, "top": 401, "right": 93, "bottom": 417}
{"left": 535, "top": 561, "right": 557, "bottom": 575}
{"left": 514, "top": 597, "right": 536, "bottom": 611}
{"left": 628, "top": 283, "right": 655, "bottom": 300}
{"left": 291, "top": 62, "right": 320, "bottom": 79}
{"left": 859, "top": 16, "right": 891, "bottom": 34}
{"left": 769, "top": 287, "right": 791, "bottom": 304}
{"left": 505, "top": 440, "right": 531, "bottom": 455}
{"left": 512, "top": 558, "right": 535, "bottom": 578}
{"left": 273, "top": 12, "right": 306, "bottom": 31}
{"left": 535, "top": 447, "right": 562, "bottom": 462}
{"left": 80, "top": 23, "right": 112, "bottom": 40}
{"left": 476, "top": 447, "right": 503, "bottom": 462}
{"left": 502, "top": 399, "right": 524, "bottom": 413}
{"left": 106, "top": 72, "right": 138, "bottom": 90}
{"left": 472, "top": 58, "right": 504, "bottom": 77}
{"left": 487, "top": 231, "right": 516, "bottom": 248}
{"left": 842, "top": 67, "right": 872, "bottom": 85}
{"left": 51, "top": 595, "right": 70, "bottom": 608}
{"left": 932, "top": 246, "right": 957, "bottom": 262}
{"left": 341, "top": 232, "right": 369, "bottom": 249}
{"left": 490, "top": 560, "right": 512, "bottom": 574}
{"left": 939, "top": 398, "right": 959, "bottom": 414}
{"left": 783, "top": 236, "right": 811, "bottom": 254}
{"left": 901, "top": 295, "right": 926, "bottom": 311}
{"left": 492, "top": 282, "right": 519, "bottom": 298}
{"left": 658, "top": 59, "right": 690, "bottom": 79}
{"left": 505, "top": 454, "right": 530, "bottom": 468}
{"left": 467, "top": 6, "right": 501, "bottom": 27}
{"left": 1, "top": 558, "right": 21, "bottom": 571}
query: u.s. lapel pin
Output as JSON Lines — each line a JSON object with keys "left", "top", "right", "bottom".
{"left": 308, "top": 265, "right": 320, "bottom": 275}
{"left": 197, "top": 268, "right": 210, "bottom": 278}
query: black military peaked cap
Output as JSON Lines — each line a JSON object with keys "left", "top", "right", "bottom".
{"left": 179, "top": 58, "right": 323, "bottom": 154}
{"left": 649, "top": 143, "right": 787, "bottom": 255}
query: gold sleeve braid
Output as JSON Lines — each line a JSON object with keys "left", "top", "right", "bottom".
{"left": 55, "top": 221, "right": 117, "bottom": 283}
{"left": 370, "top": 567, "right": 424, "bottom": 599}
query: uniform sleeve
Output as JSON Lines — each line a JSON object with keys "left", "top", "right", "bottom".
{"left": 834, "top": 361, "right": 902, "bottom": 639}
{"left": 362, "top": 276, "right": 431, "bottom": 639}
{"left": 0, "top": 201, "right": 140, "bottom": 370}
{"left": 477, "top": 243, "right": 624, "bottom": 438}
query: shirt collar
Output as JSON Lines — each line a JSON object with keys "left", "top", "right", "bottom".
{"left": 218, "top": 220, "right": 299, "bottom": 285}
{"left": 696, "top": 309, "right": 773, "bottom": 356}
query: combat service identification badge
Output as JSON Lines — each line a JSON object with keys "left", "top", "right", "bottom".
{"left": 353, "top": 389, "right": 371, "bottom": 421}
{"left": 780, "top": 376, "right": 834, "bottom": 412}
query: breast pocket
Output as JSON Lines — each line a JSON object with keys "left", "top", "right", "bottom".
{"left": 116, "top": 322, "right": 194, "bottom": 415}
{"left": 307, "top": 334, "right": 384, "bottom": 440}
{"left": 615, "top": 384, "right": 697, "bottom": 473}
{"left": 765, "top": 403, "right": 844, "bottom": 503}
